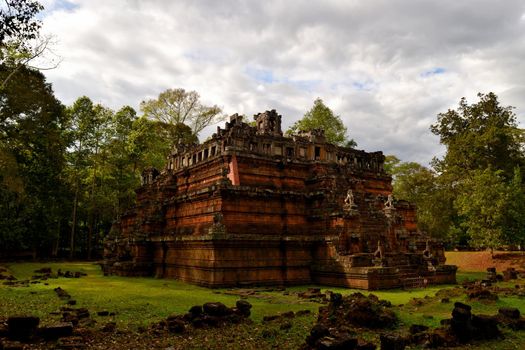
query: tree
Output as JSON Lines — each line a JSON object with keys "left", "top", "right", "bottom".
{"left": 383, "top": 155, "right": 400, "bottom": 175}
{"left": 0, "top": 0, "right": 43, "bottom": 47}
{"left": 65, "top": 96, "right": 109, "bottom": 258}
{"left": 386, "top": 156, "right": 454, "bottom": 239}
{"left": 503, "top": 168, "right": 525, "bottom": 248}
{"left": 0, "top": 64, "right": 68, "bottom": 256}
{"left": 140, "top": 88, "right": 223, "bottom": 140}
{"left": 431, "top": 92, "right": 524, "bottom": 180}
{"left": 430, "top": 93, "right": 525, "bottom": 250}
{"left": 62, "top": 101, "right": 179, "bottom": 259}
{"left": 0, "top": 1, "right": 59, "bottom": 89}
{"left": 455, "top": 168, "right": 509, "bottom": 255}
{"left": 287, "top": 98, "right": 356, "bottom": 147}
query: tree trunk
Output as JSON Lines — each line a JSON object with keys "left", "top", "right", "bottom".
{"left": 52, "top": 219, "right": 61, "bottom": 258}
{"left": 70, "top": 186, "right": 79, "bottom": 259}
{"left": 87, "top": 164, "right": 97, "bottom": 260}
{"left": 92, "top": 215, "right": 98, "bottom": 259}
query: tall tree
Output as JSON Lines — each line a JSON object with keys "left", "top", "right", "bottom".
{"left": 65, "top": 96, "right": 107, "bottom": 258}
{"left": 430, "top": 93, "right": 525, "bottom": 249}
{"left": 0, "top": 64, "right": 68, "bottom": 256}
{"left": 287, "top": 98, "right": 356, "bottom": 147}
{"left": 140, "top": 88, "right": 222, "bottom": 140}
{"left": 431, "top": 92, "right": 524, "bottom": 180}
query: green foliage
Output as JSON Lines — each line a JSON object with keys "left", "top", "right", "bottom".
{"left": 0, "top": 64, "right": 67, "bottom": 253}
{"left": 383, "top": 155, "right": 400, "bottom": 175}
{"left": 0, "top": 1, "right": 54, "bottom": 90}
{"left": 140, "top": 88, "right": 223, "bottom": 139}
{"left": 503, "top": 168, "right": 525, "bottom": 246}
{"left": 387, "top": 157, "right": 453, "bottom": 239}
{"left": 0, "top": 0, "right": 43, "bottom": 46}
{"left": 63, "top": 98, "right": 181, "bottom": 257}
{"left": 453, "top": 167, "right": 525, "bottom": 251}
{"left": 1, "top": 78, "right": 208, "bottom": 257}
{"left": 455, "top": 169, "right": 508, "bottom": 252}
{"left": 431, "top": 92, "right": 524, "bottom": 180}
{"left": 287, "top": 98, "right": 356, "bottom": 147}
{"left": 430, "top": 92, "right": 525, "bottom": 248}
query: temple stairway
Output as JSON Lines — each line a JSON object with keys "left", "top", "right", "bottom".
{"left": 396, "top": 265, "right": 428, "bottom": 288}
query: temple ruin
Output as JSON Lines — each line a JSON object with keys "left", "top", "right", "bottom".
{"left": 103, "top": 110, "right": 457, "bottom": 289}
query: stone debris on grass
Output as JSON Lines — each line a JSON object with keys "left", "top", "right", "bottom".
{"left": 101, "top": 322, "right": 116, "bottom": 333}
{"left": 56, "top": 336, "right": 86, "bottom": 349}
{"left": 152, "top": 300, "right": 253, "bottom": 335}
{"left": 0, "top": 274, "right": 16, "bottom": 281}
{"left": 0, "top": 339, "right": 25, "bottom": 350}
{"left": 60, "top": 307, "right": 91, "bottom": 327}
{"left": 7, "top": 316, "right": 40, "bottom": 341}
{"left": 404, "top": 301, "right": 522, "bottom": 348}
{"left": 54, "top": 287, "right": 71, "bottom": 300}
{"left": 302, "top": 289, "right": 525, "bottom": 350}
{"left": 38, "top": 322, "right": 74, "bottom": 340}
{"left": 466, "top": 287, "right": 499, "bottom": 301}
{"left": 496, "top": 307, "right": 525, "bottom": 330}
{"left": 0, "top": 305, "right": 113, "bottom": 348}
{"left": 261, "top": 309, "right": 312, "bottom": 324}
{"left": 503, "top": 267, "right": 519, "bottom": 281}
{"left": 302, "top": 292, "right": 393, "bottom": 349}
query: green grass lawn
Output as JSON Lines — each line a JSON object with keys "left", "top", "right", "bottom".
{"left": 1, "top": 262, "right": 523, "bottom": 326}
{"left": 1, "top": 262, "right": 324, "bottom": 326}
{"left": 2, "top": 262, "right": 525, "bottom": 349}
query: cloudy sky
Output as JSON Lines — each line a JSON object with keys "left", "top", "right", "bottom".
{"left": 39, "top": 0, "right": 525, "bottom": 165}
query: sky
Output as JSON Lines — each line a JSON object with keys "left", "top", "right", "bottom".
{"left": 38, "top": 0, "right": 525, "bottom": 165}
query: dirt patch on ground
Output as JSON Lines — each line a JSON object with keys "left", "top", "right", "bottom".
{"left": 445, "top": 251, "right": 525, "bottom": 271}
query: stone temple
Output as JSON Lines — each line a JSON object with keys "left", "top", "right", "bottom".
{"left": 103, "top": 110, "right": 457, "bottom": 289}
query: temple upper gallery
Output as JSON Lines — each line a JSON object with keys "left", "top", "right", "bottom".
{"left": 103, "top": 110, "right": 456, "bottom": 289}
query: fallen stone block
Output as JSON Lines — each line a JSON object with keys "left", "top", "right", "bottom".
{"left": 34, "top": 267, "right": 52, "bottom": 274}
{"left": 0, "top": 340, "right": 25, "bottom": 350}
{"left": 101, "top": 322, "right": 116, "bottom": 333}
{"left": 379, "top": 333, "right": 406, "bottom": 350}
{"left": 498, "top": 307, "right": 520, "bottom": 319}
{"left": 202, "top": 302, "right": 231, "bottom": 317}
{"left": 471, "top": 314, "right": 500, "bottom": 340}
{"left": 56, "top": 336, "right": 86, "bottom": 349}
{"left": 409, "top": 324, "right": 429, "bottom": 334}
{"left": 316, "top": 335, "right": 358, "bottom": 350}
{"left": 38, "top": 322, "right": 73, "bottom": 340}
{"left": 167, "top": 319, "right": 185, "bottom": 333}
{"left": 306, "top": 324, "right": 330, "bottom": 347}
{"left": 7, "top": 316, "right": 39, "bottom": 341}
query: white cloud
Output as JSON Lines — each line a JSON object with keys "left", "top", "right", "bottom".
{"left": 40, "top": 0, "right": 525, "bottom": 165}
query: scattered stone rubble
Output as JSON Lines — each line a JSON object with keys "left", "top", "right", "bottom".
{"left": 151, "top": 300, "right": 252, "bottom": 335}
{"left": 302, "top": 292, "right": 394, "bottom": 349}
{"left": 0, "top": 267, "right": 16, "bottom": 282}
{"left": 486, "top": 266, "right": 522, "bottom": 283}
{"left": 1, "top": 267, "right": 88, "bottom": 288}
{"left": 301, "top": 286, "right": 525, "bottom": 350}
{"left": 0, "top": 315, "right": 74, "bottom": 347}
{"left": 0, "top": 296, "right": 118, "bottom": 349}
